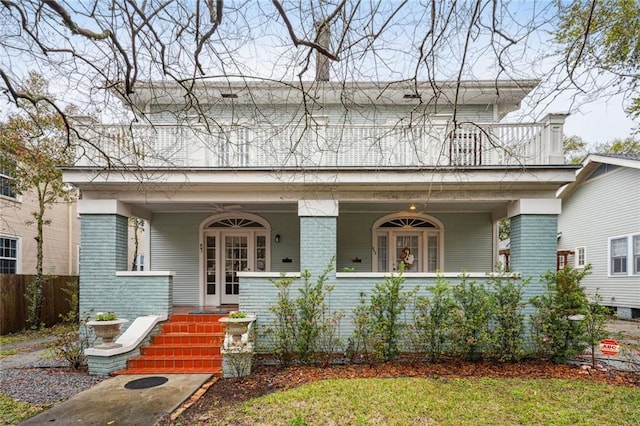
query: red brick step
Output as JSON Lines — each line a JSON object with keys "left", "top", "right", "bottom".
{"left": 114, "top": 313, "right": 226, "bottom": 375}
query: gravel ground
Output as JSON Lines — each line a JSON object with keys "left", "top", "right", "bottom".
{"left": 0, "top": 340, "right": 103, "bottom": 406}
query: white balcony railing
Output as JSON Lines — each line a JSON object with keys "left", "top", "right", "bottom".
{"left": 72, "top": 119, "right": 563, "bottom": 168}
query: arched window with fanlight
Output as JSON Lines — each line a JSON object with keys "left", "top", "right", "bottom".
{"left": 372, "top": 213, "right": 444, "bottom": 272}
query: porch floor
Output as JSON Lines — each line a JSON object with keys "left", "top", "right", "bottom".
{"left": 172, "top": 305, "right": 239, "bottom": 315}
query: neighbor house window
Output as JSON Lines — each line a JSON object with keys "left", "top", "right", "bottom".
{"left": 0, "top": 237, "right": 18, "bottom": 274}
{"left": 0, "top": 156, "right": 16, "bottom": 199}
{"left": 610, "top": 237, "right": 627, "bottom": 275}
{"left": 634, "top": 235, "right": 640, "bottom": 275}
{"left": 575, "top": 247, "right": 586, "bottom": 268}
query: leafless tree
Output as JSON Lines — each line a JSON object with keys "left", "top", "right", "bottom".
{"left": 0, "top": 1, "right": 632, "bottom": 168}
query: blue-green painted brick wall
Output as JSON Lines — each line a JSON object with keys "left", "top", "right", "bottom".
{"left": 79, "top": 214, "right": 128, "bottom": 320}
{"left": 510, "top": 214, "right": 558, "bottom": 314}
{"left": 79, "top": 214, "right": 173, "bottom": 332}
{"left": 300, "top": 216, "right": 337, "bottom": 276}
{"left": 241, "top": 275, "right": 494, "bottom": 351}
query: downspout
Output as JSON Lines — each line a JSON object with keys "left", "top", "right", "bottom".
{"left": 68, "top": 196, "right": 73, "bottom": 274}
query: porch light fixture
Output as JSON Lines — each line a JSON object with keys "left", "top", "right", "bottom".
{"left": 274, "top": 234, "right": 281, "bottom": 243}
{"left": 409, "top": 204, "right": 417, "bottom": 211}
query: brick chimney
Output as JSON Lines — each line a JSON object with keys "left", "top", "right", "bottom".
{"left": 315, "top": 20, "right": 330, "bottom": 82}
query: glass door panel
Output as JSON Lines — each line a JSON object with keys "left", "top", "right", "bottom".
{"left": 377, "top": 234, "right": 388, "bottom": 272}
{"left": 395, "top": 234, "right": 420, "bottom": 271}
{"left": 256, "top": 235, "right": 266, "bottom": 271}
{"left": 205, "top": 235, "right": 216, "bottom": 305}
{"left": 223, "top": 234, "right": 248, "bottom": 304}
{"left": 427, "top": 235, "right": 438, "bottom": 272}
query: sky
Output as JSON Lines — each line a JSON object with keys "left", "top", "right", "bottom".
{"left": 559, "top": 94, "right": 636, "bottom": 145}
{"left": 1, "top": 0, "right": 637, "bottom": 148}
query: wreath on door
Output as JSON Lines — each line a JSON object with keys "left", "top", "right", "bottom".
{"left": 400, "top": 248, "right": 414, "bottom": 269}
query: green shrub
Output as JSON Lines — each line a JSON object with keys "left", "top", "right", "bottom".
{"left": 486, "top": 272, "right": 529, "bottom": 362}
{"left": 267, "top": 259, "right": 343, "bottom": 366}
{"left": 530, "top": 265, "right": 591, "bottom": 362}
{"left": 296, "top": 269, "right": 328, "bottom": 363}
{"left": 349, "top": 268, "right": 416, "bottom": 364}
{"left": 450, "top": 274, "right": 493, "bottom": 361}
{"left": 412, "top": 276, "right": 455, "bottom": 361}
{"left": 266, "top": 275, "right": 298, "bottom": 366}
{"left": 582, "top": 293, "right": 611, "bottom": 367}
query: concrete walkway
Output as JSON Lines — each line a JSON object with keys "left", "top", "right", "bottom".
{"left": 19, "top": 373, "right": 213, "bottom": 425}
{"left": 1, "top": 334, "right": 213, "bottom": 425}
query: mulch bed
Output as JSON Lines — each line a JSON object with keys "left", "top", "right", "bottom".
{"left": 158, "top": 359, "right": 640, "bottom": 425}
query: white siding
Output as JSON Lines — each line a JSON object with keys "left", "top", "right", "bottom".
{"left": 442, "top": 213, "right": 494, "bottom": 272}
{"left": 148, "top": 103, "right": 495, "bottom": 126}
{"left": 151, "top": 213, "right": 207, "bottom": 305}
{"left": 558, "top": 166, "right": 640, "bottom": 310}
{"left": 261, "top": 213, "right": 300, "bottom": 272}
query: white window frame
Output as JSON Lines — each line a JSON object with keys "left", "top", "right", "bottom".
{"left": 575, "top": 246, "right": 586, "bottom": 268}
{"left": 0, "top": 156, "right": 17, "bottom": 200}
{"left": 0, "top": 235, "right": 20, "bottom": 274}
{"left": 372, "top": 213, "right": 444, "bottom": 273}
{"left": 558, "top": 255, "right": 566, "bottom": 269}
{"left": 608, "top": 234, "right": 640, "bottom": 277}
{"left": 198, "top": 212, "right": 271, "bottom": 306}
{"left": 634, "top": 235, "right": 640, "bottom": 276}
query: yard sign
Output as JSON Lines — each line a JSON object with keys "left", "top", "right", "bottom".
{"left": 599, "top": 339, "right": 620, "bottom": 356}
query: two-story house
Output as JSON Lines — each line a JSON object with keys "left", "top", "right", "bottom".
{"left": 62, "top": 79, "right": 577, "bottom": 374}
{"left": 0, "top": 164, "right": 80, "bottom": 276}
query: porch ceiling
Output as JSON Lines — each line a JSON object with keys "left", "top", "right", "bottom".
{"left": 65, "top": 166, "right": 576, "bottom": 216}
{"left": 79, "top": 200, "right": 513, "bottom": 215}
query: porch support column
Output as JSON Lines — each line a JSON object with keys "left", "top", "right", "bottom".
{"left": 78, "top": 200, "right": 130, "bottom": 320}
{"left": 508, "top": 199, "right": 561, "bottom": 314}
{"left": 298, "top": 200, "right": 338, "bottom": 277}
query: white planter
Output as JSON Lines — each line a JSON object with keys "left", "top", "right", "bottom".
{"left": 219, "top": 315, "right": 256, "bottom": 348}
{"left": 87, "top": 319, "right": 128, "bottom": 349}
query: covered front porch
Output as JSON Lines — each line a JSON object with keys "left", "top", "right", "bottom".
{"left": 72, "top": 195, "right": 567, "bottom": 338}
{"left": 66, "top": 164, "right": 574, "bottom": 376}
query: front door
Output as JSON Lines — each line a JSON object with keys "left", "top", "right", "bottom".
{"left": 395, "top": 233, "right": 421, "bottom": 271}
{"left": 222, "top": 233, "right": 249, "bottom": 305}
{"left": 201, "top": 214, "right": 271, "bottom": 306}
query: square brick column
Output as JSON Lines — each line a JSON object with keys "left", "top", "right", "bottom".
{"left": 298, "top": 200, "right": 338, "bottom": 277}
{"left": 79, "top": 213, "right": 129, "bottom": 319}
{"left": 508, "top": 199, "right": 561, "bottom": 314}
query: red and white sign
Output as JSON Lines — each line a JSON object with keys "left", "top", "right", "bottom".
{"left": 599, "top": 339, "right": 620, "bottom": 356}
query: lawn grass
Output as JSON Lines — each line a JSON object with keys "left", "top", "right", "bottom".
{"left": 0, "top": 394, "right": 44, "bottom": 425}
{"left": 0, "top": 323, "right": 74, "bottom": 347}
{"left": 216, "top": 377, "right": 640, "bottom": 425}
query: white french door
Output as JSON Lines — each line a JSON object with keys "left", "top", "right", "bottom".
{"left": 203, "top": 228, "right": 269, "bottom": 306}
{"left": 374, "top": 230, "right": 440, "bottom": 273}
{"left": 395, "top": 233, "right": 421, "bottom": 271}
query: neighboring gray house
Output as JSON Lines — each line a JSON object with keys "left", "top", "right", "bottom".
{"left": 557, "top": 154, "right": 640, "bottom": 319}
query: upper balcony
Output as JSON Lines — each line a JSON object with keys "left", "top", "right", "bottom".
{"left": 72, "top": 113, "right": 566, "bottom": 169}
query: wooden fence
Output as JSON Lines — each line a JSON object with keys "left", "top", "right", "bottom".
{"left": 0, "top": 275, "right": 79, "bottom": 335}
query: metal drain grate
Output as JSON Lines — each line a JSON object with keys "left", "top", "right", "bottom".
{"left": 124, "top": 376, "right": 169, "bottom": 390}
